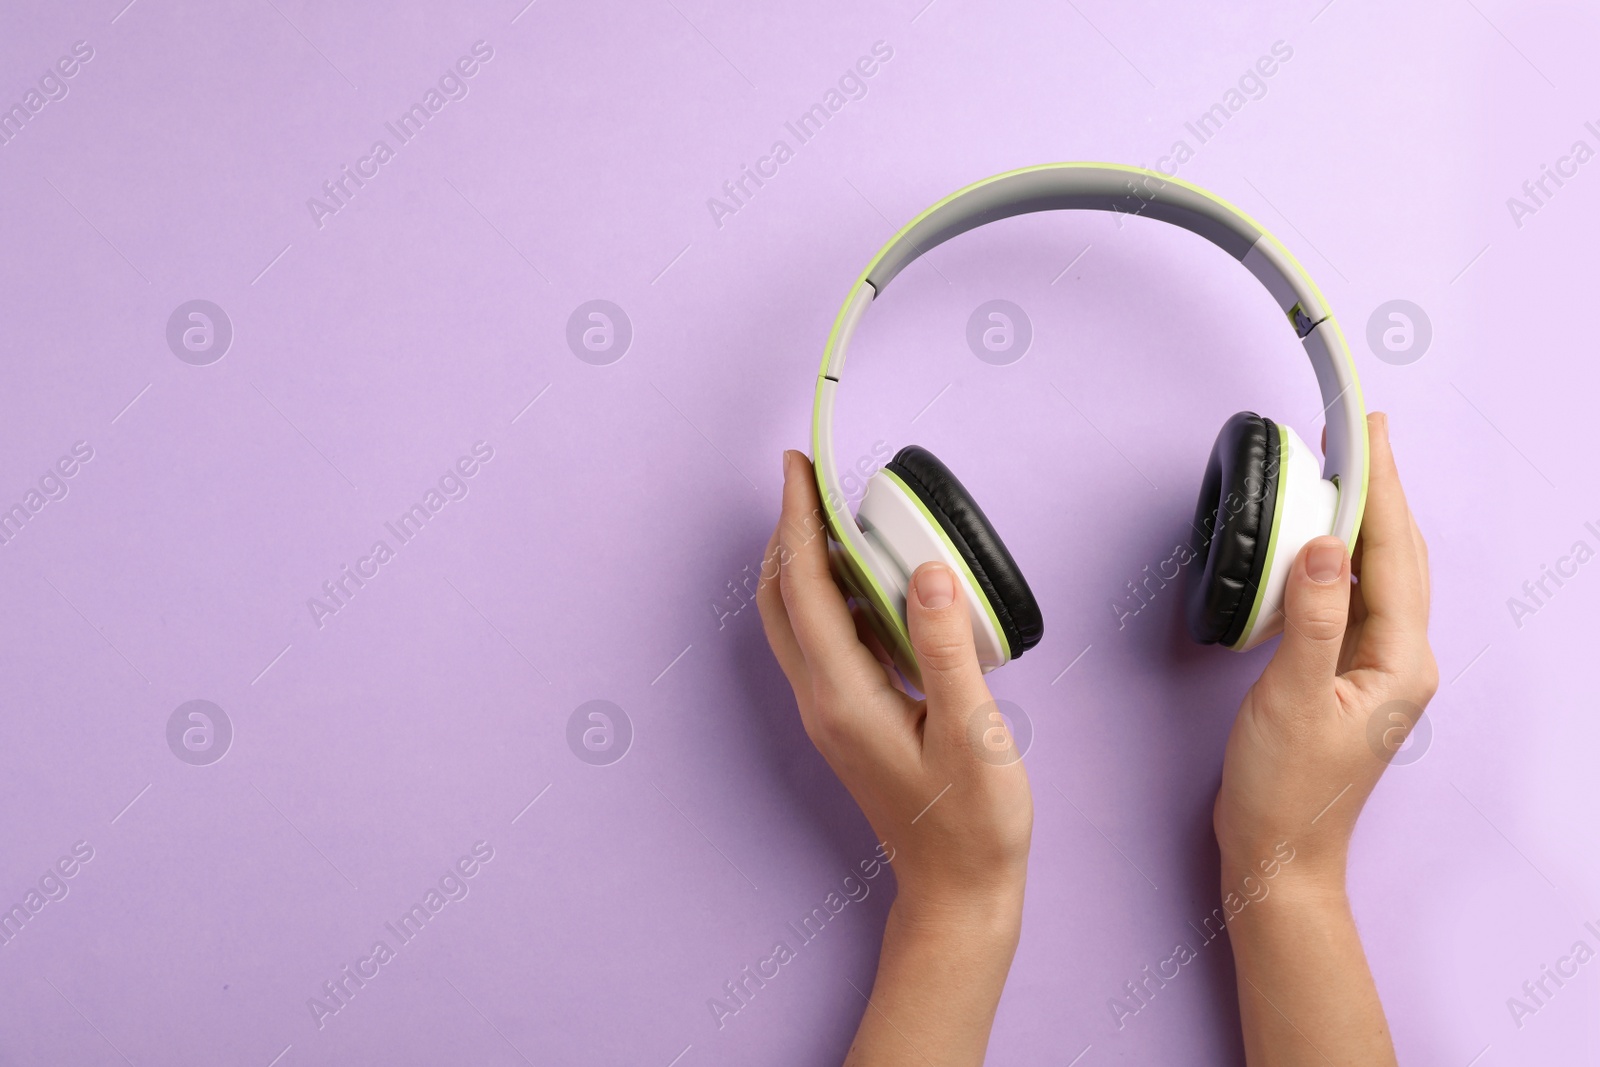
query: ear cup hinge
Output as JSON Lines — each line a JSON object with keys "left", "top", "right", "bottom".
{"left": 1288, "top": 302, "right": 1326, "bottom": 339}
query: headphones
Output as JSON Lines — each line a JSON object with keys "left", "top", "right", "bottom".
{"left": 811, "top": 163, "right": 1369, "bottom": 689}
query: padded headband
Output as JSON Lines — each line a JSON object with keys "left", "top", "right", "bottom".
{"left": 812, "top": 163, "right": 1368, "bottom": 634}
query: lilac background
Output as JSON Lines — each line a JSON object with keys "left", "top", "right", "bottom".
{"left": 2, "top": 0, "right": 1597, "bottom": 1063}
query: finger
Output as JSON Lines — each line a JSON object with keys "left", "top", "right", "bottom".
{"left": 1352, "top": 413, "right": 1429, "bottom": 633}
{"left": 904, "top": 561, "right": 992, "bottom": 741}
{"left": 851, "top": 602, "right": 894, "bottom": 669}
{"left": 1260, "top": 536, "right": 1352, "bottom": 696}
{"left": 1339, "top": 561, "right": 1369, "bottom": 673}
{"left": 776, "top": 451, "right": 884, "bottom": 686}
{"left": 1346, "top": 572, "right": 1369, "bottom": 632}
{"left": 755, "top": 518, "right": 808, "bottom": 692}
{"left": 852, "top": 603, "right": 909, "bottom": 695}
{"left": 1410, "top": 510, "right": 1431, "bottom": 614}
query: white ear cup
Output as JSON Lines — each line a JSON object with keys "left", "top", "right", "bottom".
{"left": 855, "top": 470, "right": 1010, "bottom": 671}
{"left": 1235, "top": 425, "right": 1340, "bottom": 651}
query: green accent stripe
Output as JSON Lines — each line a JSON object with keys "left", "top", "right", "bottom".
{"left": 818, "top": 162, "right": 1368, "bottom": 545}
{"left": 1321, "top": 315, "right": 1369, "bottom": 545}
{"left": 813, "top": 162, "right": 1369, "bottom": 662}
{"left": 879, "top": 469, "right": 1012, "bottom": 660}
{"left": 810, "top": 378, "right": 919, "bottom": 684}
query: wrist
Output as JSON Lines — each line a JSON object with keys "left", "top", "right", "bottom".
{"left": 1218, "top": 833, "right": 1346, "bottom": 899}
{"left": 852, "top": 880, "right": 1022, "bottom": 1066}
{"left": 1219, "top": 859, "right": 1351, "bottom": 938}
{"left": 876, "top": 888, "right": 1023, "bottom": 1017}
{"left": 889, "top": 880, "right": 1025, "bottom": 950}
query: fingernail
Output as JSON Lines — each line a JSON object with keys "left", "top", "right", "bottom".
{"left": 1306, "top": 539, "right": 1345, "bottom": 584}
{"left": 914, "top": 563, "right": 956, "bottom": 609}
{"left": 782, "top": 450, "right": 798, "bottom": 478}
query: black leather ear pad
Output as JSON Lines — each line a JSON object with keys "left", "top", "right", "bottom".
{"left": 1185, "top": 412, "right": 1280, "bottom": 646}
{"left": 883, "top": 445, "right": 1043, "bottom": 657}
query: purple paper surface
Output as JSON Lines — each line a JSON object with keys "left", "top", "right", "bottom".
{"left": 1, "top": 1, "right": 1596, "bottom": 1064}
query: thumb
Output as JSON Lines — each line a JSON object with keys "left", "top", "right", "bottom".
{"left": 1262, "top": 536, "right": 1351, "bottom": 693}
{"left": 906, "top": 562, "right": 990, "bottom": 721}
